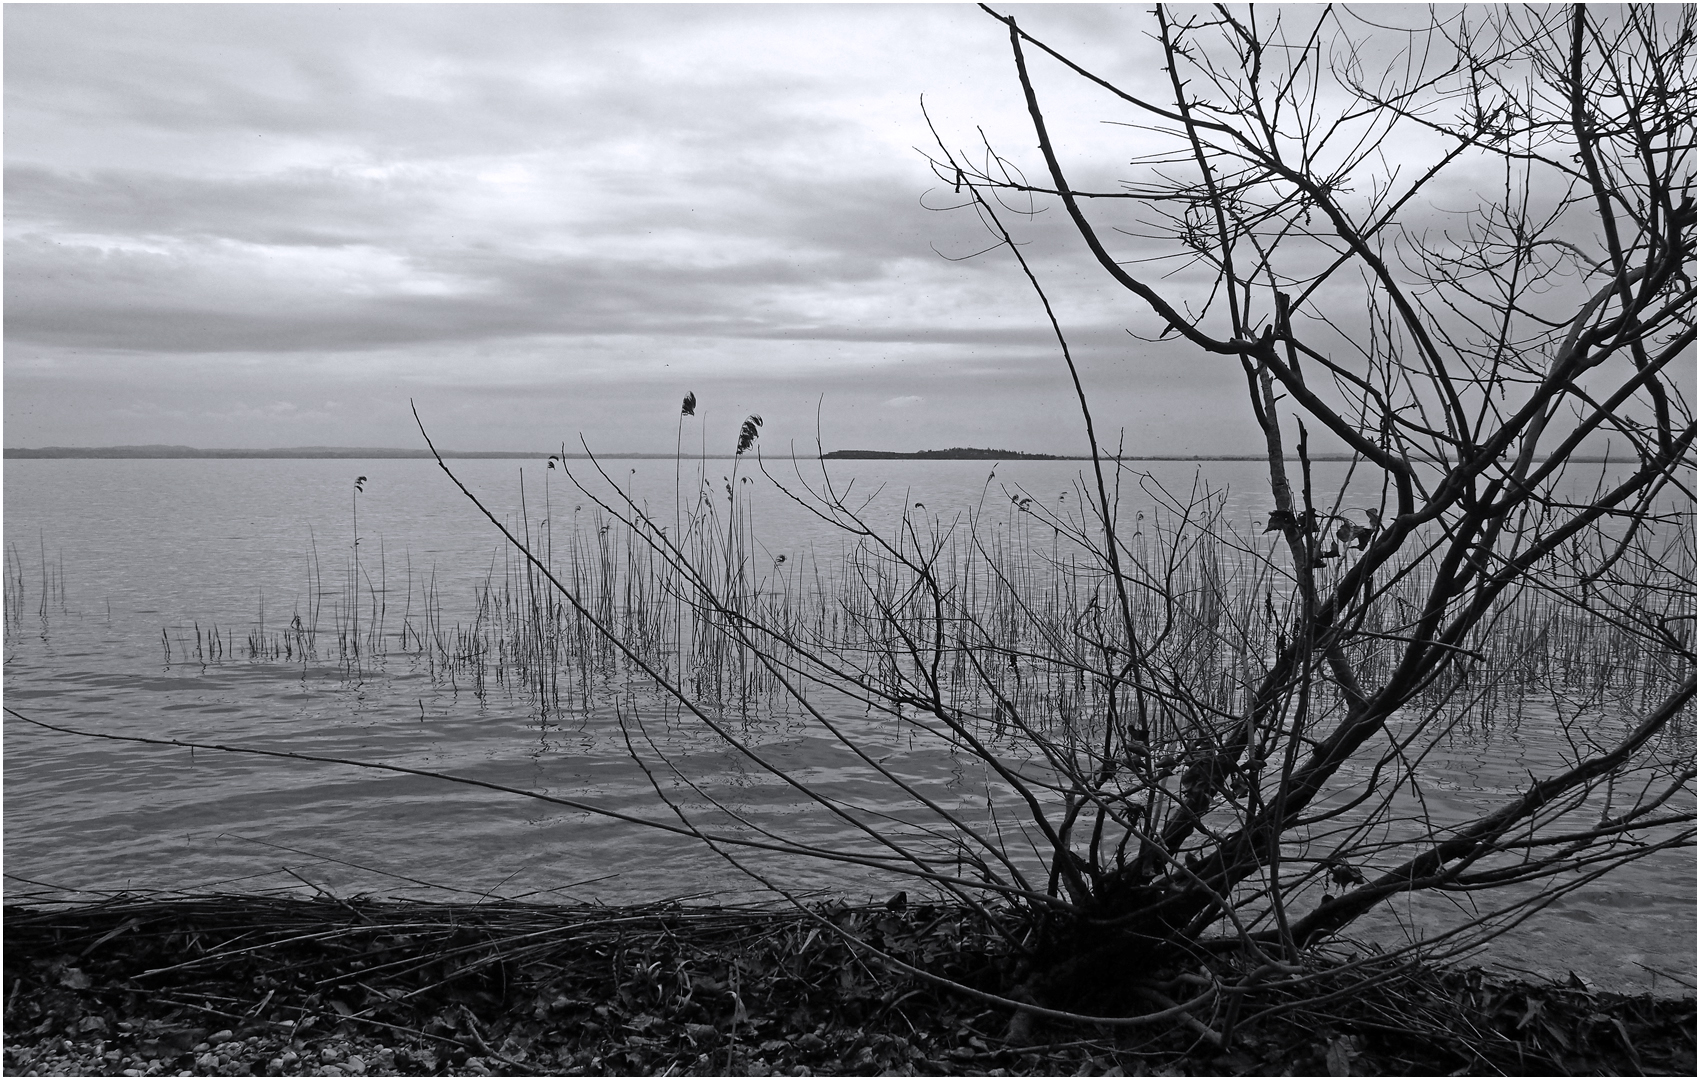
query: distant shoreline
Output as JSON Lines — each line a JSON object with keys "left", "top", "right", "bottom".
{"left": 823, "top": 447, "right": 1069, "bottom": 460}
{"left": 3, "top": 445, "right": 1620, "bottom": 464}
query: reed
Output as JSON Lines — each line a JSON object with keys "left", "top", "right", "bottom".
{"left": 182, "top": 456, "right": 1689, "bottom": 771}
{"left": 4, "top": 538, "right": 70, "bottom": 644}
{"left": 3, "top": 540, "right": 28, "bottom": 637}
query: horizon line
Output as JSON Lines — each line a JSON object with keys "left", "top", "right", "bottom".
{"left": 1, "top": 444, "right": 1363, "bottom": 462}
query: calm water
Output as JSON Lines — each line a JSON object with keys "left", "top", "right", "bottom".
{"left": 4, "top": 456, "right": 1693, "bottom": 993}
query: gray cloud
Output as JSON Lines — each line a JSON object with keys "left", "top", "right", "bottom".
{"left": 4, "top": 165, "right": 435, "bottom": 248}
{"left": 4, "top": 146, "right": 1068, "bottom": 356}
{"left": 4, "top": 4, "right": 1265, "bottom": 454}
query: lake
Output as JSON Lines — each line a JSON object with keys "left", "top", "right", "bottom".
{"left": 4, "top": 455, "right": 1693, "bottom": 994}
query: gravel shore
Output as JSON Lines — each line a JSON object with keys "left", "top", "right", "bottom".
{"left": 7, "top": 896, "right": 1695, "bottom": 1076}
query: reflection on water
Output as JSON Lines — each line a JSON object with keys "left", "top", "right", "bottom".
{"left": 4, "top": 458, "right": 1693, "bottom": 994}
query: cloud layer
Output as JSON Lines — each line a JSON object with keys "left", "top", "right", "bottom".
{"left": 5, "top": 4, "right": 1264, "bottom": 455}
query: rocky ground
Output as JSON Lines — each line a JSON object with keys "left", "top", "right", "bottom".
{"left": 5, "top": 895, "right": 1695, "bottom": 1076}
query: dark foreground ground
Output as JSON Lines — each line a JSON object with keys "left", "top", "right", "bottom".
{"left": 3, "top": 896, "right": 1693, "bottom": 1077}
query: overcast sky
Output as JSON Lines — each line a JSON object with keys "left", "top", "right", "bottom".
{"left": 6, "top": 4, "right": 1351, "bottom": 455}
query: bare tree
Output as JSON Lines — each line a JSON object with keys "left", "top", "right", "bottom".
{"left": 412, "top": 1, "right": 1693, "bottom": 1026}
{"left": 884, "top": 2, "right": 1694, "bottom": 1003}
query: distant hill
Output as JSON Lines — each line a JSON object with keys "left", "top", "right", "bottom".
{"left": 822, "top": 447, "right": 1074, "bottom": 460}
{"left": 821, "top": 449, "right": 1392, "bottom": 463}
